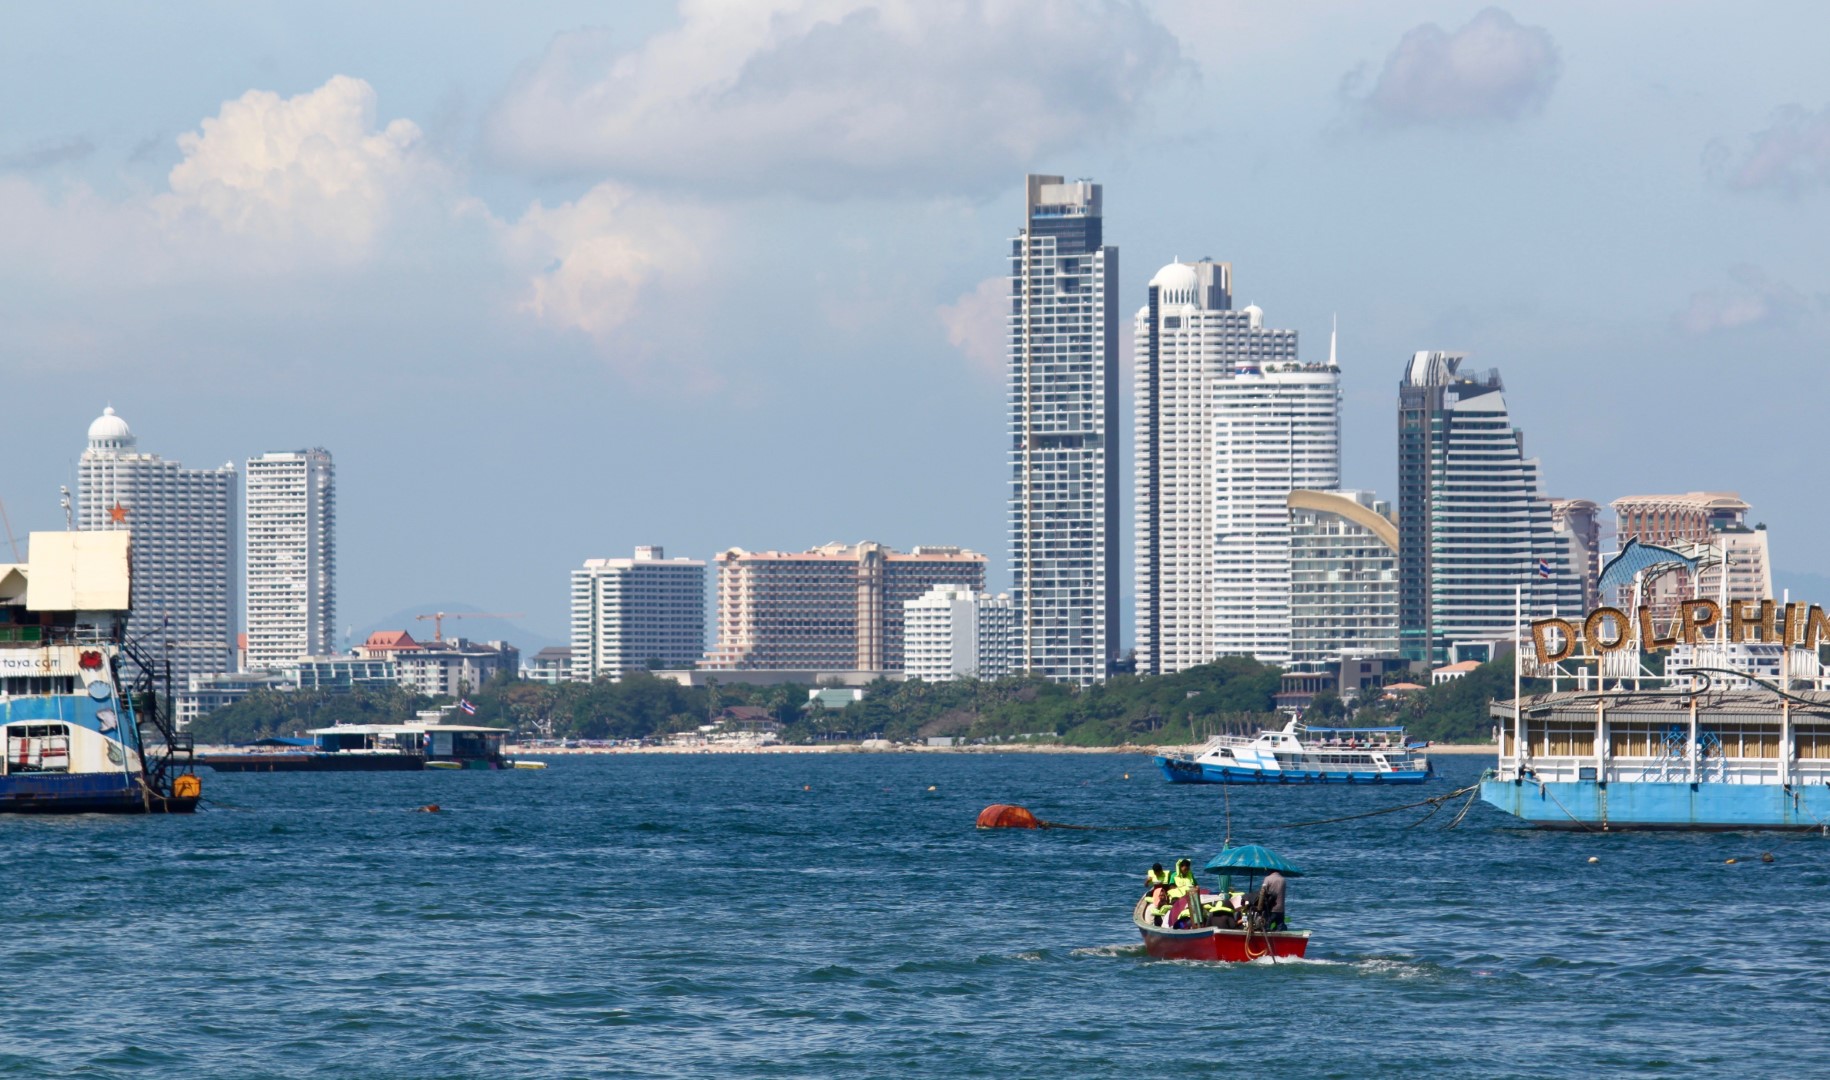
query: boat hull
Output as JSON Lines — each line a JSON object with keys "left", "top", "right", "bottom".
{"left": 1157, "top": 756, "right": 1432, "bottom": 785}
{"left": 198, "top": 753, "right": 425, "bottom": 772}
{"left": 1480, "top": 777, "right": 1830, "bottom": 831}
{"left": 1137, "top": 923, "right": 1311, "bottom": 962}
{"left": 0, "top": 772, "right": 198, "bottom": 814}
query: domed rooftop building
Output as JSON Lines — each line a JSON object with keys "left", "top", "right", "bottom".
{"left": 1133, "top": 259, "right": 1331, "bottom": 675}
{"left": 77, "top": 405, "right": 237, "bottom": 687}
{"left": 86, "top": 406, "right": 137, "bottom": 454}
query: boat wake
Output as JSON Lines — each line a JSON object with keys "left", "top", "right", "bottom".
{"left": 1069, "top": 943, "right": 1146, "bottom": 959}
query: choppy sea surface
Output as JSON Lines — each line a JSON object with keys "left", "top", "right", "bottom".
{"left": 4, "top": 753, "right": 1827, "bottom": 1078}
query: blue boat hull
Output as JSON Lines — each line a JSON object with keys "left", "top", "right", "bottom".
{"left": 1479, "top": 778, "right": 1830, "bottom": 831}
{"left": 0, "top": 772, "right": 195, "bottom": 814}
{"left": 1155, "top": 756, "right": 1432, "bottom": 785}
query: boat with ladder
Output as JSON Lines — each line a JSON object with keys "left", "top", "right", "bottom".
{"left": 1156, "top": 718, "right": 1432, "bottom": 784}
{"left": 0, "top": 532, "right": 199, "bottom": 813}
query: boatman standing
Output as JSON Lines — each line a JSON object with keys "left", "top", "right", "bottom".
{"left": 1259, "top": 869, "right": 1288, "bottom": 931}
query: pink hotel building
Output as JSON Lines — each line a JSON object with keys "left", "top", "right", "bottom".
{"left": 703, "top": 542, "right": 987, "bottom": 673}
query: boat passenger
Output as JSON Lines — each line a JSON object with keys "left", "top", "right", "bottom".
{"left": 1145, "top": 862, "right": 1170, "bottom": 889}
{"left": 1170, "top": 858, "right": 1197, "bottom": 890}
{"left": 1144, "top": 884, "right": 1172, "bottom": 926}
{"left": 1258, "top": 869, "right": 1288, "bottom": 931}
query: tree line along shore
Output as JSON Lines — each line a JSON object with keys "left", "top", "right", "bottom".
{"left": 186, "top": 655, "right": 1523, "bottom": 749}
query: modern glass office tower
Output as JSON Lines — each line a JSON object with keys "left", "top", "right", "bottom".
{"left": 78, "top": 407, "right": 237, "bottom": 685}
{"left": 1133, "top": 260, "right": 1333, "bottom": 671}
{"left": 1397, "top": 352, "right": 1582, "bottom": 663}
{"left": 1008, "top": 174, "right": 1118, "bottom": 683}
{"left": 245, "top": 449, "right": 336, "bottom": 669}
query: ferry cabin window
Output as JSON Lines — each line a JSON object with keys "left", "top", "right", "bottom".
{"left": 1796, "top": 725, "right": 1830, "bottom": 760}
{"left": 5, "top": 723, "right": 72, "bottom": 774}
{"left": 0, "top": 676, "right": 79, "bottom": 697}
{"left": 1521, "top": 718, "right": 1595, "bottom": 757}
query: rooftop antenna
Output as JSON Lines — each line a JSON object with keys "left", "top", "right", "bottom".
{"left": 60, "top": 485, "right": 73, "bottom": 532}
{"left": 1328, "top": 314, "right": 1339, "bottom": 369}
{"left": 0, "top": 494, "right": 19, "bottom": 561}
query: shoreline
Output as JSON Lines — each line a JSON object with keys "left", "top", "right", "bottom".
{"left": 499, "top": 741, "right": 1501, "bottom": 757}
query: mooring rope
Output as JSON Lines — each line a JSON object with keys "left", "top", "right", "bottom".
{"left": 1273, "top": 784, "right": 1478, "bottom": 829}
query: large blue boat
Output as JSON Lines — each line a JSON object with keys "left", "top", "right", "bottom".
{"left": 1156, "top": 719, "right": 1433, "bottom": 784}
{"left": 1483, "top": 677, "right": 1830, "bottom": 830}
{"left": 0, "top": 531, "right": 198, "bottom": 814}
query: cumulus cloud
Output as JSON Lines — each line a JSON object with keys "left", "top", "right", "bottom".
{"left": 491, "top": 183, "right": 713, "bottom": 359}
{"left": 1706, "top": 104, "right": 1830, "bottom": 196}
{"left": 1674, "top": 265, "right": 1821, "bottom": 336}
{"left": 0, "top": 75, "right": 440, "bottom": 281}
{"left": 155, "top": 75, "right": 436, "bottom": 263}
{"left": 483, "top": 0, "right": 1184, "bottom": 197}
{"left": 937, "top": 275, "right": 1008, "bottom": 379}
{"left": 1342, "top": 8, "right": 1558, "bottom": 128}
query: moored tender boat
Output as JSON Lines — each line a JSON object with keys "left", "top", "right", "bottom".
{"left": 1156, "top": 718, "right": 1431, "bottom": 784}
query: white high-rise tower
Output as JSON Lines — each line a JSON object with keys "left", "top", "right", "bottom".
{"left": 1008, "top": 174, "right": 1119, "bottom": 684}
{"left": 78, "top": 407, "right": 237, "bottom": 685}
{"left": 1134, "top": 262, "right": 1338, "bottom": 672}
{"left": 245, "top": 449, "right": 336, "bottom": 669}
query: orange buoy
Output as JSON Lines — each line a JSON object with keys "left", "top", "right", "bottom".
{"left": 977, "top": 804, "right": 1041, "bottom": 830}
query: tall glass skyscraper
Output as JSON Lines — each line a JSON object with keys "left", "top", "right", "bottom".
{"left": 1007, "top": 174, "right": 1118, "bottom": 684}
{"left": 1397, "top": 352, "right": 1581, "bottom": 663}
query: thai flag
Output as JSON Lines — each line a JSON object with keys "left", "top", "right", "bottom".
{"left": 458, "top": 699, "right": 477, "bottom": 715}
{"left": 1536, "top": 559, "right": 1552, "bottom": 578}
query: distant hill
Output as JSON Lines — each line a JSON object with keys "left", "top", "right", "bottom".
{"left": 346, "top": 603, "right": 565, "bottom": 655}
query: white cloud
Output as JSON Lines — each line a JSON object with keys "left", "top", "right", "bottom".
{"left": 1706, "top": 104, "right": 1830, "bottom": 196}
{"left": 937, "top": 275, "right": 1007, "bottom": 379}
{"left": 1, "top": 76, "right": 439, "bottom": 281}
{"left": 492, "top": 183, "right": 714, "bottom": 365}
{"left": 0, "top": 75, "right": 704, "bottom": 384}
{"left": 1342, "top": 8, "right": 1558, "bottom": 129}
{"left": 156, "top": 75, "right": 435, "bottom": 264}
{"left": 483, "top": 0, "right": 1184, "bottom": 197}
{"left": 1674, "top": 265, "right": 1819, "bottom": 336}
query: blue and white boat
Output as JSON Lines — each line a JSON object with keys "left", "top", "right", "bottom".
{"left": 0, "top": 531, "right": 199, "bottom": 814}
{"left": 1482, "top": 538, "right": 1830, "bottom": 830}
{"left": 1156, "top": 718, "right": 1433, "bottom": 784}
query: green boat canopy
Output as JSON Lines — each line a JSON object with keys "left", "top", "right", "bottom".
{"left": 1203, "top": 844, "right": 1304, "bottom": 877}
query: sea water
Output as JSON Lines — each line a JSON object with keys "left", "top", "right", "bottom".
{"left": 2, "top": 754, "right": 1825, "bottom": 1078}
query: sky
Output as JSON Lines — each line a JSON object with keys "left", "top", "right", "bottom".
{"left": 3, "top": 1, "right": 1828, "bottom": 647}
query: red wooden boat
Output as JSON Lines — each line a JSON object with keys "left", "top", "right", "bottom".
{"left": 1133, "top": 896, "right": 1310, "bottom": 961}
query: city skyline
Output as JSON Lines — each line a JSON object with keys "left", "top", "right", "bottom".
{"left": 5, "top": 3, "right": 1829, "bottom": 645}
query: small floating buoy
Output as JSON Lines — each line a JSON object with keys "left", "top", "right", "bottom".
{"left": 1761, "top": 852, "right": 1775, "bottom": 863}
{"left": 1726, "top": 858, "right": 1738, "bottom": 864}
{"left": 415, "top": 804, "right": 441, "bottom": 814}
{"left": 1586, "top": 856, "right": 1599, "bottom": 864}
{"left": 927, "top": 785, "right": 937, "bottom": 792}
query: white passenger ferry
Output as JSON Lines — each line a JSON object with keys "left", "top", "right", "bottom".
{"left": 1156, "top": 718, "right": 1433, "bottom": 784}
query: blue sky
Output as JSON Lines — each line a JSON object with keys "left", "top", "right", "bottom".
{"left": 3, "top": 1, "right": 1827, "bottom": 646}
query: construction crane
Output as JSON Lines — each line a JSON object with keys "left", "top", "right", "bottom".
{"left": 415, "top": 611, "right": 525, "bottom": 643}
